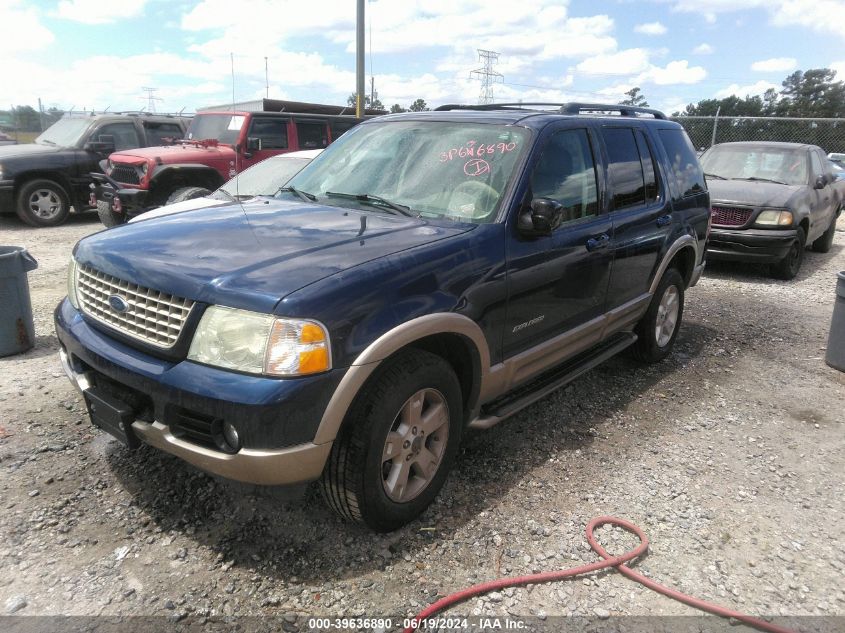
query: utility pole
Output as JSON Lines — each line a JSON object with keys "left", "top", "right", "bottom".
{"left": 470, "top": 49, "right": 503, "bottom": 105}
{"left": 141, "top": 87, "right": 162, "bottom": 113}
{"left": 370, "top": 77, "right": 377, "bottom": 109}
{"left": 356, "top": 0, "right": 365, "bottom": 117}
{"left": 37, "top": 97, "right": 45, "bottom": 132}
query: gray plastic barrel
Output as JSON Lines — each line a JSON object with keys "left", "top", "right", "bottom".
{"left": 0, "top": 246, "right": 39, "bottom": 357}
{"left": 826, "top": 271, "right": 845, "bottom": 372}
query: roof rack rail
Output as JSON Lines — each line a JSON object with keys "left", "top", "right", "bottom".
{"left": 559, "top": 103, "right": 666, "bottom": 119}
{"left": 433, "top": 102, "right": 667, "bottom": 119}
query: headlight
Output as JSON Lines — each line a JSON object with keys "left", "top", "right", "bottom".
{"left": 755, "top": 209, "right": 793, "bottom": 226}
{"left": 187, "top": 306, "right": 331, "bottom": 376}
{"left": 140, "top": 162, "right": 149, "bottom": 176}
{"left": 67, "top": 257, "right": 80, "bottom": 309}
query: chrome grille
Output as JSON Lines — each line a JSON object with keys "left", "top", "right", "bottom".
{"left": 711, "top": 205, "right": 752, "bottom": 227}
{"left": 110, "top": 165, "right": 140, "bottom": 185}
{"left": 76, "top": 265, "right": 194, "bottom": 348}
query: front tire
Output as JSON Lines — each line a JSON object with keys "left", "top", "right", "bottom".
{"left": 320, "top": 349, "right": 463, "bottom": 532}
{"left": 771, "top": 226, "right": 806, "bottom": 280}
{"left": 165, "top": 186, "right": 212, "bottom": 205}
{"left": 96, "top": 199, "right": 124, "bottom": 227}
{"left": 16, "top": 179, "right": 70, "bottom": 227}
{"left": 630, "top": 267, "right": 685, "bottom": 364}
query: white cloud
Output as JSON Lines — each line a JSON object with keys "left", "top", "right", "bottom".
{"left": 751, "top": 57, "right": 796, "bottom": 72}
{"left": 714, "top": 80, "right": 779, "bottom": 99}
{"left": 0, "top": 1, "right": 53, "bottom": 56}
{"left": 693, "top": 43, "right": 714, "bottom": 55}
{"left": 635, "top": 21, "right": 667, "bottom": 35}
{"left": 576, "top": 49, "right": 651, "bottom": 76}
{"left": 637, "top": 60, "right": 707, "bottom": 85}
{"left": 832, "top": 61, "right": 845, "bottom": 79}
{"left": 54, "top": 0, "right": 147, "bottom": 24}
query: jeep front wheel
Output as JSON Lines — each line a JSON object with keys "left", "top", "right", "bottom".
{"left": 16, "top": 179, "right": 71, "bottom": 227}
{"left": 320, "top": 349, "right": 463, "bottom": 532}
{"left": 165, "top": 186, "right": 212, "bottom": 206}
{"left": 96, "top": 199, "right": 124, "bottom": 227}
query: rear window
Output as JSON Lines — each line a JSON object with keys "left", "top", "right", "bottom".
{"left": 658, "top": 129, "right": 706, "bottom": 198}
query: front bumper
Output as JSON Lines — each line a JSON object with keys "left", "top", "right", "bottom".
{"left": 707, "top": 227, "right": 798, "bottom": 264}
{"left": 90, "top": 173, "right": 150, "bottom": 218}
{"left": 55, "top": 298, "right": 342, "bottom": 485}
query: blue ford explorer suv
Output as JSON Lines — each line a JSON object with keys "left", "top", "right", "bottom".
{"left": 56, "top": 103, "right": 710, "bottom": 531}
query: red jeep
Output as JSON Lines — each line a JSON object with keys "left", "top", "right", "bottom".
{"left": 92, "top": 108, "right": 364, "bottom": 225}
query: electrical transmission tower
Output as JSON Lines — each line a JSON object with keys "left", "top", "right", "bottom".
{"left": 141, "top": 87, "right": 163, "bottom": 112}
{"left": 470, "top": 49, "right": 503, "bottom": 104}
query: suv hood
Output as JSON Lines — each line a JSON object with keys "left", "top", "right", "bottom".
{"left": 111, "top": 143, "right": 235, "bottom": 164}
{"left": 0, "top": 143, "right": 65, "bottom": 160}
{"left": 74, "top": 198, "right": 471, "bottom": 313}
{"left": 707, "top": 179, "right": 804, "bottom": 208}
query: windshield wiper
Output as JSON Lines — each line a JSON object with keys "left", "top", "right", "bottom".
{"left": 731, "top": 176, "right": 788, "bottom": 185}
{"left": 324, "top": 191, "right": 414, "bottom": 216}
{"left": 38, "top": 139, "right": 57, "bottom": 146}
{"left": 704, "top": 172, "right": 726, "bottom": 180}
{"left": 276, "top": 186, "right": 317, "bottom": 202}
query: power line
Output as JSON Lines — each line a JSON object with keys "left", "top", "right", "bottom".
{"left": 470, "top": 49, "right": 503, "bottom": 104}
{"left": 141, "top": 87, "right": 163, "bottom": 113}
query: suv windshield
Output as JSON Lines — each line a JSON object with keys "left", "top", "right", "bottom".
{"left": 702, "top": 146, "right": 808, "bottom": 186}
{"left": 286, "top": 121, "right": 529, "bottom": 223}
{"left": 35, "top": 117, "right": 92, "bottom": 147}
{"left": 186, "top": 114, "right": 245, "bottom": 145}
{"left": 213, "top": 155, "right": 312, "bottom": 200}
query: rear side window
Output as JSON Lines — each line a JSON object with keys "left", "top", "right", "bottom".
{"left": 602, "top": 127, "right": 645, "bottom": 210}
{"left": 248, "top": 118, "right": 288, "bottom": 150}
{"left": 96, "top": 122, "right": 140, "bottom": 151}
{"left": 658, "top": 128, "right": 705, "bottom": 198}
{"left": 635, "top": 130, "right": 659, "bottom": 203}
{"left": 296, "top": 121, "right": 328, "bottom": 149}
{"left": 144, "top": 122, "right": 183, "bottom": 145}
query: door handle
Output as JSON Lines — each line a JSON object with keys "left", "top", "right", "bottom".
{"left": 656, "top": 214, "right": 672, "bottom": 227}
{"left": 586, "top": 233, "right": 610, "bottom": 251}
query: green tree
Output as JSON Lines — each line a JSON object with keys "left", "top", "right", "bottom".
{"left": 389, "top": 104, "right": 407, "bottom": 113}
{"left": 346, "top": 93, "right": 384, "bottom": 111}
{"left": 12, "top": 105, "right": 41, "bottom": 132}
{"left": 409, "top": 98, "right": 429, "bottom": 112}
{"left": 778, "top": 68, "right": 845, "bottom": 117}
{"left": 619, "top": 87, "right": 648, "bottom": 107}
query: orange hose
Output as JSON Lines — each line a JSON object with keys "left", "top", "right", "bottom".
{"left": 403, "top": 516, "right": 795, "bottom": 633}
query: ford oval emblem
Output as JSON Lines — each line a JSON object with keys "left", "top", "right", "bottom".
{"left": 108, "top": 294, "right": 129, "bottom": 314}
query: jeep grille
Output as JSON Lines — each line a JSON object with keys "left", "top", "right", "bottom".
{"left": 110, "top": 165, "right": 141, "bottom": 185}
{"left": 711, "top": 205, "right": 752, "bottom": 227}
{"left": 77, "top": 265, "right": 194, "bottom": 349}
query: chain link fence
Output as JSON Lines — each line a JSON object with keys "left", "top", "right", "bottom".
{"left": 673, "top": 116, "right": 845, "bottom": 155}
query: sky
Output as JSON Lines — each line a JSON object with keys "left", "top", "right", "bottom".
{"left": 1, "top": 0, "right": 844, "bottom": 117}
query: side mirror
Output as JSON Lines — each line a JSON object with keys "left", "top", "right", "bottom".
{"left": 814, "top": 175, "right": 827, "bottom": 189}
{"left": 518, "top": 198, "right": 564, "bottom": 236}
{"left": 246, "top": 137, "right": 261, "bottom": 151}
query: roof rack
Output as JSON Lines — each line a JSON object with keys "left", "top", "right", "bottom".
{"left": 434, "top": 102, "right": 667, "bottom": 119}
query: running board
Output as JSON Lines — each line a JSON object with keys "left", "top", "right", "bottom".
{"left": 469, "top": 332, "right": 637, "bottom": 430}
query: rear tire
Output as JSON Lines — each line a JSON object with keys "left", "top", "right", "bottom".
{"left": 770, "top": 226, "right": 806, "bottom": 280}
{"left": 630, "top": 267, "right": 685, "bottom": 364}
{"left": 96, "top": 199, "right": 124, "bottom": 227}
{"left": 812, "top": 212, "right": 838, "bottom": 253}
{"left": 165, "top": 186, "right": 212, "bottom": 205}
{"left": 16, "top": 179, "right": 70, "bottom": 227}
{"left": 320, "top": 349, "right": 463, "bottom": 532}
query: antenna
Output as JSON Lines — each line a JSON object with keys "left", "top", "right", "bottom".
{"left": 230, "top": 53, "right": 236, "bottom": 110}
{"left": 141, "top": 87, "right": 163, "bottom": 112}
{"left": 470, "top": 49, "right": 504, "bottom": 105}
{"left": 265, "top": 56, "right": 269, "bottom": 98}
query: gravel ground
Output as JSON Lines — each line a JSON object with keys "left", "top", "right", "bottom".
{"left": 1, "top": 211, "right": 844, "bottom": 630}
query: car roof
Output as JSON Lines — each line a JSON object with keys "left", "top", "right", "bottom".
{"left": 370, "top": 103, "right": 678, "bottom": 131}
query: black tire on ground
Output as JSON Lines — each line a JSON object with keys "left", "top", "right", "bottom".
{"left": 630, "top": 267, "right": 685, "bottom": 364}
{"left": 96, "top": 199, "right": 124, "bottom": 227}
{"left": 320, "top": 349, "right": 463, "bottom": 532}
{"left": 770, "top": 226, "right": 806, "bottom": 280}
{"left": 812, "top": 212, "right": 838, "bottom": 253}
{"left": 165, "top": 186, "right": 212, "bottom": 205}
{"left": 15, "top": 179, "right": 71, "bottom": 227}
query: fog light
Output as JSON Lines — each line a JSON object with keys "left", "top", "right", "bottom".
{"left": 221, "top": 421, "right": 240, "bottom": 452}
